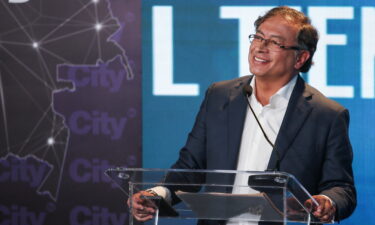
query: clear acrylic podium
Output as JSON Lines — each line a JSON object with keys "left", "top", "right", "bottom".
{"left": 105, "top": 168, "right": 331, "bottom": 225}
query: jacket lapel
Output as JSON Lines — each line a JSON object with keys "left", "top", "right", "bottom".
{"left": 267, "top": 76, "right": 313, "bottom": 170}
{"left": 226, "top": 76, "right": 252, "bottom": 170}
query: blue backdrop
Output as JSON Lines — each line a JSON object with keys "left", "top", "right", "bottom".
{"left": 142, "top": 0, "right": 375, "bottom": 224}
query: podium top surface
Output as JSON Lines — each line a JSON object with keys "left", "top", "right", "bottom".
{"left": 105, "top": 168, "right": 326, "bottom": 224}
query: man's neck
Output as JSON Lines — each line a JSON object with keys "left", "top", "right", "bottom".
{"left": 254, "top": 74, "right": 296, "bottom": 106}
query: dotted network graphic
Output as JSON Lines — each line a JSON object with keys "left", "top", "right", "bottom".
{"left": 0, "top": 0, "right": 134, "bottom": 201}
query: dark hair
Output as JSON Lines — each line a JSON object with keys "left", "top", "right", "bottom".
{"left": 254, "top": 6, "right": 319, "bottom": 73}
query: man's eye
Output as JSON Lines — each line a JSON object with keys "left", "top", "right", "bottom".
{"left": 270, "top": 40, "right": 280, "bottom": 45}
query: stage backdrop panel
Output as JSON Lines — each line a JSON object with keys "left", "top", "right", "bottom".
{"left": 0, "top": 0, "right": 141, "bottom": 224}
{"left": 142, "top": 1, "right": 375, "bottom": 225}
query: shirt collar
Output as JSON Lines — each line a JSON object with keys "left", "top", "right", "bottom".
{"left": 249, "top": 75, "right": 298, "bottom": 109}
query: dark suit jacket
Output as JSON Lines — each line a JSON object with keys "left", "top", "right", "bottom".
{"left": 166, "top": 75, "right": 356, "bottom": 224}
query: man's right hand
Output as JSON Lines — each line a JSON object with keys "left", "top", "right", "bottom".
{"left": 127, "top": 190, "right": 157, "bottom": 222}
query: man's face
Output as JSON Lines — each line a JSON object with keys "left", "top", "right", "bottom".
{"left": 249, "top": 15, "right": 302, "bottom": 80}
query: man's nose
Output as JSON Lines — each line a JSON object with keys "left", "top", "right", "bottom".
{"left": 256, "top": 40, "right": 269, "bottom": 51}
{"left": 259, "top": 39, "right": 271, "bottom": 47}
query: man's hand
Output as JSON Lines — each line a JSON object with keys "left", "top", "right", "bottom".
{"left": 127, "top": 190, "right": 157, "bottom": 222}
{"left": 304, "top": 195, "right": 336, "bottom": 223}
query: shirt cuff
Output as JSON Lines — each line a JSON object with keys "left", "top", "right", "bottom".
{"left": 148, "top": 186, "right": 172, "bottom": 204}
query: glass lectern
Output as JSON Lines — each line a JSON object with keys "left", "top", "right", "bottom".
{"left": 105, "top": 168, "right": 331, "bottom": 225}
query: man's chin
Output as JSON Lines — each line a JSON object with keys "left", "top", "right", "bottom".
{"left": 249, "top": 67, "right": 267, "bottom": 77}
{"left": 250, "top": 72, "right": 266, "bottom": 77}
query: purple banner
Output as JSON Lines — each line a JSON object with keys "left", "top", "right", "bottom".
{"left": 0, "top": 0, "right": 141, "bottom": 224}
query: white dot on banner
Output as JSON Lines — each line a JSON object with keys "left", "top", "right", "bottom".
{"left": 47, "top": 137, "right": 55, "bottom": 146}
{"left": 95, "top": 23, "right": 102, "bottom": 31}
{"left": 32, "top": 42, "right": 39, "bottom": 49}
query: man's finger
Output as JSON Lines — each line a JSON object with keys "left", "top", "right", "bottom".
{"left": 321, "top": 198, "right": 333, "bottom": 217}
{"left": 136, "top": 205, "right": 156, "bottom": 214}
{"left": 132, "top": 200, "right": 147, "bottom": 210}
{"left": 128, "top": 190, "right": 159, "bottom": 222}
{"left": 310, "top": 196, "right": 336, "bottom": 222}
{"left": 321, "top": 214, "right": 332, "bottom": 222}
{"left": 134, "top": 213, "right": 154, "bottom": 222}
{"left": 304, "top": 199, "right": 313, "bottom": 211}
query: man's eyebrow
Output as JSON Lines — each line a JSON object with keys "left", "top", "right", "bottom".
{"left": 256, "top": 29, "right": 265, "bottom": 36}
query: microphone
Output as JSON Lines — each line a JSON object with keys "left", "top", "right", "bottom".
{"left": 242, "top": 85, "right": 281, "bottom": 171}
{"left": 242, "top": 85, "right": 274, "bottom": 148}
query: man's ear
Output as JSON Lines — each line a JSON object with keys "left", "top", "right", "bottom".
{"left": 294, "top": 50, "right": 310, "bottom": 70}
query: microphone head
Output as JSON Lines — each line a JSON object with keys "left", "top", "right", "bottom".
{"left": 243, "top": 85, "right": 253, "bottom": 97}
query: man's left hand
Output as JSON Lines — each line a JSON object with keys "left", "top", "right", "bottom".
{"left": 304, "top": 195, "right": 336, "bottom": 223}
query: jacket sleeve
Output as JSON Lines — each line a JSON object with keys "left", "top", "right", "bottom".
{"left": 164, "top": 84, "right": 215, "bottom": 204}
{"left": 319, "top": 109, "right": 356, "bottom": 220}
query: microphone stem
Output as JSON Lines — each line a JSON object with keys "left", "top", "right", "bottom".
{"left": 245, "top": 95, "right": 275, "bottom": 149}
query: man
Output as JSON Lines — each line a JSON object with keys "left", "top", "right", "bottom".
{"left": 131, "top": 6, "right": 356, "bottom": 224}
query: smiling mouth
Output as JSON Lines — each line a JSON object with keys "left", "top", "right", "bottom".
{"left": 254, "top": 56, "right": 269, "bottom": 63}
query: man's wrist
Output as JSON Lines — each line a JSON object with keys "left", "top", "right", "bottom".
{"left": 319, "top": 194, "right": 336, "bottom": 208}
{"left": 318, "top": 194, "right": 336, "bottom": 221}
{"left": 147, "top": 186, "right": 172, "bottom": 204}
{"left": 145, "top": 189, "right": 158, "bottom": 196}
